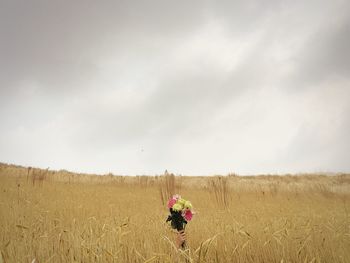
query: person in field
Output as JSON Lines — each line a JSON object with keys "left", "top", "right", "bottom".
{"left": 166, "top": 194, "right": 194, "bottom": 249}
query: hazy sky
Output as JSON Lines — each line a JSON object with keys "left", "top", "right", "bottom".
{"left": 1, "top": 0, "right": 349, "bottom": 175}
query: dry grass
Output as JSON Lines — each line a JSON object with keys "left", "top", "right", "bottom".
{"left": 158, "top": 171, "right": 176, "bottom": 206}
{"left": 0, "top": 163, "right": 349, "bottom": 262}
{"left": 207, "top": 176, "right": 230, "bottom": 208}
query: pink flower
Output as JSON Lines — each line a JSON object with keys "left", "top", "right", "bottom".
{"left": 183, "top": 210, "right": 193, "bottom": 221}
{"left": 172, "top": 194, "right": 181, "bottom": 200}
{"left": 167, "top": 198, "right": 176, "bottom": 208}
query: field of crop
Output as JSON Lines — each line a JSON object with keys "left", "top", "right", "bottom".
{"left": 0, "top": 163, "right": 349, "bottom": 263}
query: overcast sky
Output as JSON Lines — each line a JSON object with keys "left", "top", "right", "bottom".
{"left": 0, "top": 0, "right": 349, "bottom": 175}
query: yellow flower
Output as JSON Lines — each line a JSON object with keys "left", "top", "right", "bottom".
{"left": 177, "top": 198, "right": 186, "bottom": 206}
{"left": 184, "top": 201, "right": 192, "bottom": 209}
{"left": 172, "top": 203, "right": 183, "bottom": 211}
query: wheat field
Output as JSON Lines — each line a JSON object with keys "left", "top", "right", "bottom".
{"left": 0, "top": 164, "right": 349, "bottom": 263}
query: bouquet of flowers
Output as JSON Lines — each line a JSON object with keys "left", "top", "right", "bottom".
{"left": 166, "top": 194, "right": 194, "bottom": 248}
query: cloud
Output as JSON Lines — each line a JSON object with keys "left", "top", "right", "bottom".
{"left": 288, "top": 11, "right": 350, "bottom": 89}
{"left": 0, "top": 0, "right": 349, "bottom": 174}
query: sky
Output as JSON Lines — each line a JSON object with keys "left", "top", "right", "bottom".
{"left": 0, "top": 0, "right": 350, "bottom": 175}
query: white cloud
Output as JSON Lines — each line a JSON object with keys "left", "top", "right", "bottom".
{"left": 0, "top": 0, "right": 349, "bottom": 175}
